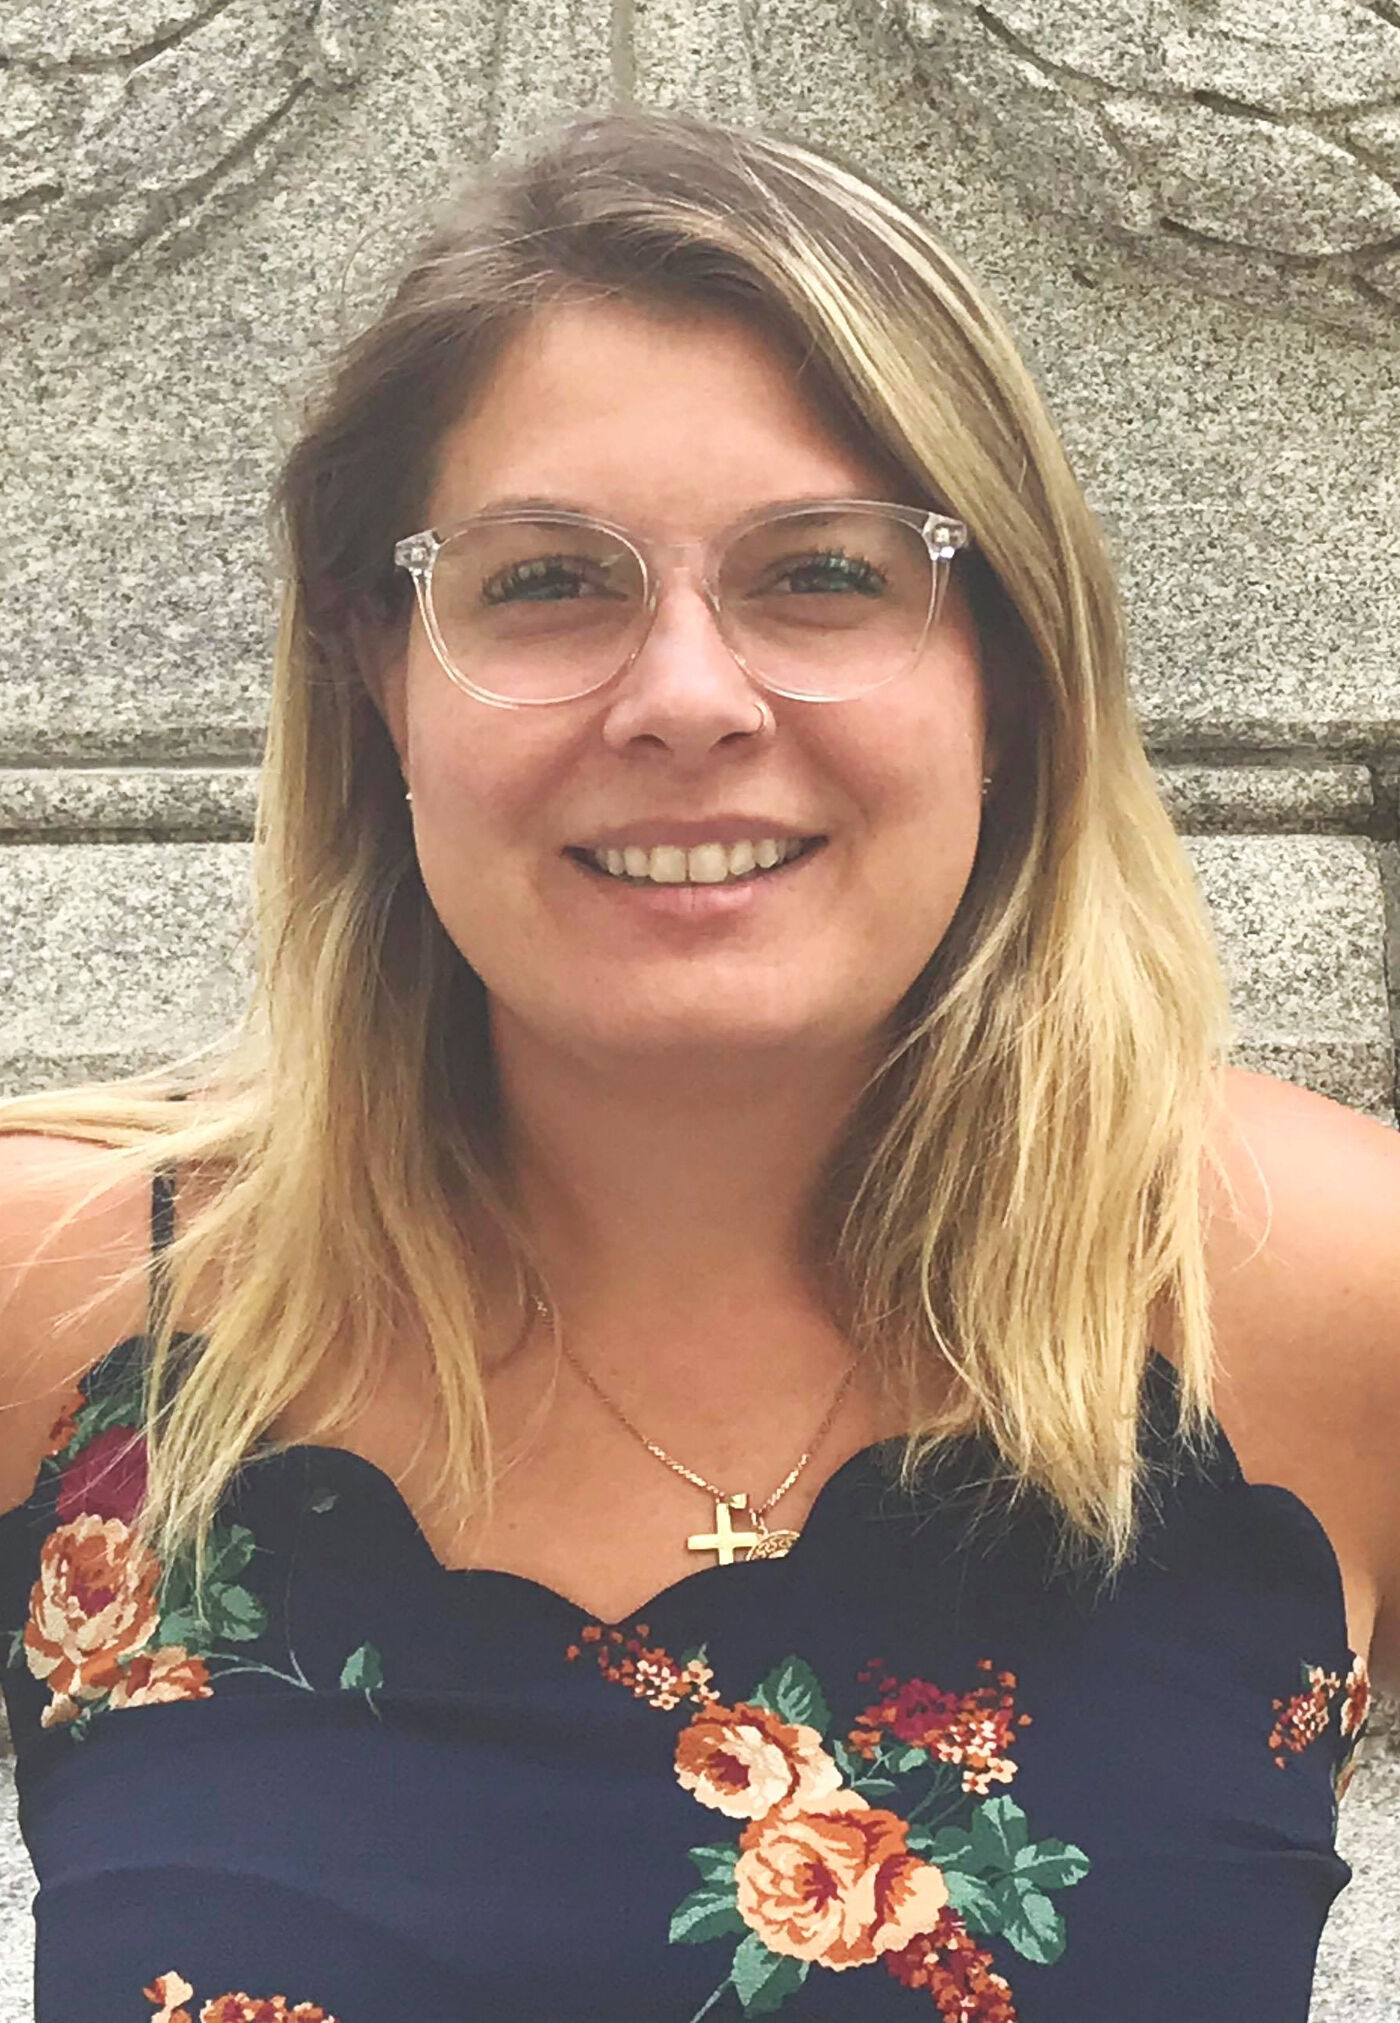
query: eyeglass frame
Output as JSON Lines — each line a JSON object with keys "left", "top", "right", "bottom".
{"left": 392, "top": 495, "right": 972, "bottom": 710}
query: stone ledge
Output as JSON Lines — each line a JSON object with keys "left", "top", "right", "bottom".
{"left": 0, "top": 764, "right": 1384, "bottom": 841}
{"left": 0, "top": 767, "right": 259, "bottom": 839}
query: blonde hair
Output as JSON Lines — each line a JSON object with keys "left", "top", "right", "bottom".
{"left": 1, "top": 104, "right": 1236, "bottom": 1582}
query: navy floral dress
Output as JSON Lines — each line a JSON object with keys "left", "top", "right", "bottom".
{"left": 0, "top": 1171, "right": 1369, "bottom": 2022}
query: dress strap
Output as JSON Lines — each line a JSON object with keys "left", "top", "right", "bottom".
{"left": 147, "top": 1090, "right": 187, "bottom": 1341}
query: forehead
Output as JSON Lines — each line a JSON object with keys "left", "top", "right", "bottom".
{"left": 425, "top": 297, "right": 916, "bottom": 529}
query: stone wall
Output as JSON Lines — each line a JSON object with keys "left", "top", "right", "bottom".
{"left": 1, "top": 0, "right": 1396, "bottom": 2011}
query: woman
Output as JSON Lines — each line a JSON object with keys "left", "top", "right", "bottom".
{"left": 0, "top": 104, "right": 1395, "bottom": 2023}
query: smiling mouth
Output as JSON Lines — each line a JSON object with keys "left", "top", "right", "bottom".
{"left": 566, "top": 837, "right": 826, "bottom": 888}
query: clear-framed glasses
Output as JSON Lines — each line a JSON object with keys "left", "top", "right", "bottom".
{"left": 392, "top": 497, "right": 970, "bottom": 709}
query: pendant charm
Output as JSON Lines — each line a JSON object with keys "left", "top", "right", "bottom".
{"left": 686, "top": 1493, "right": 763, "bottom": 1565}
{"left": 743, "top": 1524, "right": 800, "bottom": 1561}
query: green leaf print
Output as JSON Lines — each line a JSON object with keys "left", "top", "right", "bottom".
{"left": 1012, "top": 1837, "right": 1091, "bottom": 1889}
{"left": 830, "top": 1738, "right": 861, "bottom": 1781}
{"left": 909, "top": 1825, "right": 974, "bottom": 1865}
{"left": 203, "top": 1524, "right": 256, "bottom": 1582}
{"left": 339, "top": 1644, "right": 384, "bottom": 1692}
{"left": 944, "top": 1872, "right": 1001, "bottom": 1934}
{"left": 730, "top": 1934, "right": 810, "bottom": 2015}
{"left": 687, "top": 1843, "right": 740, "bottom": 1887}
{"left": 670, "top": 1884, "right": 749, "bottom": 1946}
{"left": 64, "top": 1383, "right": 144, "bottom": 1455}
{"left": 747, "top": 1657, "right": 830, "bottom": 1735}
{"left": 994, "top": 1878, "right": 1067, "bottom": 1964}
{"left": 201, "top": 1584, "right": 267, "bottom": 1643}
{"left": 151, "top": 1608, "right": 207, "bottom": 1651}
{"left": 968, "top": 1795, "right": 1029, "bottom": 1872}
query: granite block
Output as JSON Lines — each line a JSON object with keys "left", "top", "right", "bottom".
{"left": 1186, "top": 834, "right": 1395, "bottom": 1118}
{"left": 0, "top": 768, "right": 260, "bottom": 839}
{"left": 1155, "top": 764, "right": 1376, "bottom": 835}
{"left": 1313, "top": 1694, "right": 1400, "bottom": 2022}
{"left": 869, "top": 0, "right": 1400, "bottom": 331}
{"left": 0, "top": 0, "right": 507, "bottom": 765}
{"left": 630, "top": 0, "right": 763, "bottom": 123}
{"left": 0, "top": 843, "right": 256, "bottom": 1099}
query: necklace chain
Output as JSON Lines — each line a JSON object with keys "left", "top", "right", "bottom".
{"left": 533, "top": 1295, "right": 861, "bottom": 1524}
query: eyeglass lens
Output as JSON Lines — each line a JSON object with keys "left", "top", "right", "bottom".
{"left": 423, "top": 507, "right": 940, "bottom": 705}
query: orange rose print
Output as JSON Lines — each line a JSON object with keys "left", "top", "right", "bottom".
{"left": 144, "top": 1972, "right": 193, "bottom": 2023}
{"left": 108, "top": 1645, "right": 212, "bottom": 1711}
{"left": 24, "top": 1513, "right": 161, "bottom": 1713}
{"left": 675, "top": 1700, "right": 842, "bottom": 1820}
{"left": 734, "top": 1791, "right": 949, "bottom": 1968}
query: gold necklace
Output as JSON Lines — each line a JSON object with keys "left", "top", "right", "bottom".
{"left": 532, "top": 1296, "right": 862, "bottom": 1566}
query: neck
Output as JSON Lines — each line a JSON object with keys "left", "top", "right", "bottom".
{"left": 487, "top": 1013, "right": 871, "bottom": 1352}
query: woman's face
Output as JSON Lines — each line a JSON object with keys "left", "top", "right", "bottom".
{"left": 375, "top": 297, "right": 993, "bottom": 1070}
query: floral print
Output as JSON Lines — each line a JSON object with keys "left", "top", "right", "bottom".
{"left": 144, "top": 1972, "right": 338, "bottom": 2022}
{"left": 1269, "top": 1652, "right": 1371, "bottom": 1803}
{"left": 23, "top": 1513, "right": 163, "bottom": 1721}
{"left": 5, "top": 1345, "right": 385, "bottom": 1739}
{"left": 569, "top": 1624, "right": 1091, "bottom": 2019}
{"left": 849, "top": 1659, "right": 1031, "bottom": 1796}
{"left": 886, "top": 1913, "right": 1017, "bottom": 2022}
{"left": 676, "top": 1701, "right": 843, "bottom": 1820}
{"left": 734, "top": 1792, "right": 950, "bottom": 1968}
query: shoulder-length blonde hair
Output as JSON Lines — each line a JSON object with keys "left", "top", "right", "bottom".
{"left": 2, "top": 104, "right": 1236, "bottom": 1581}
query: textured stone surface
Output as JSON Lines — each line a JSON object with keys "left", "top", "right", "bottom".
{"left": 1313, "top": 1696, "right": 1400, "bottom": 2021}
{"left": 872, "top": 0, "right": 1400, "bottom": 333}
{"left": 0, "top": 1756, "right": 32, "bottom": 2023}
{"left": 1187, "top": 835, "right": 1395, "bottom": 1117}
{"left": 0, "top": 834, "right": 1388, "bottom": 1119}
{"left": 5, "top": 764, "right": 1382, "bottom": 840}
{"left": 631, "top": 0, "right": 760, "bottom": 120}
{"left": 0, "top": 0, "right": 384, "bottom": 322}
{"left": 0, "top": 767, "right": 259, "bottom": 838}
{"left": 0, "top": 843, "right": 255, "bottom": 1098}
{"left": 0, "top": 0, "right": 1397, "bottom": 2005}
{"left": 1158, "top": 764, "right": 1376, "bottom": 835}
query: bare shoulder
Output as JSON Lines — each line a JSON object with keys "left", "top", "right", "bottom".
{"left": 0, "top": 1132, "right": 154, "bottom": 1513}
{"left": 1192, "top": 1067, "right": 1400, "bottom": 1685}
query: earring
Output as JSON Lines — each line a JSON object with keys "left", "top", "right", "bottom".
{"left": 980, "top": 774, "right": 992, "bottom": 798}
{"left": 404, "top": 789, "right": 413, "bottom": 803}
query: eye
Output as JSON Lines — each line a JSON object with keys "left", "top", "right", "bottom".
{"left": 765, "top": 547, "right": 888, "bottom": 597}
{"left": 480, "top": 555, "right": 625, "bottom": 605}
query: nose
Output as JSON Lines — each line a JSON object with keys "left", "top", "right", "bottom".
{"left": 598, "top": 571, "right": 773, "bottom": 763}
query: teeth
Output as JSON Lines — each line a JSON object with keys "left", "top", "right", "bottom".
{"left": 586, "top": 837, "right": 814, "bottom": 885}
{"left": 688, "top": 842, "right": 730, "bottom": 884}
{"left": 650, "top": 845, "right": 688, "bottom": 884}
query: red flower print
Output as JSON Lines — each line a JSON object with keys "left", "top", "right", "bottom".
{"left": 734, "top": 1792, "right": 949, "bottom": 1968}
{"left": 56, "top": 1426, "right": 148, "bottom": 1526}
{"left": 566, "top": 1622, "right": 719, "bottom": 1711}
{"left": 1269, "top": 1664, "right": 1341, "bottom": 1768}
{"left": 144, "top": 1986, "right": 335, "bottom": 2023}
{"left": 886, "top": 1908, "right": 1019, "bottom": 2020}
{"left": 850, "top": 1659, "right": 1032, "bottom": 1794}
{"left": 675, "top": 1700, "right": 842, "bottom": 1819}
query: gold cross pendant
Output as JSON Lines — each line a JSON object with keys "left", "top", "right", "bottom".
{"left": 687, "top": 1493, "right": 763, "bottom": 1565}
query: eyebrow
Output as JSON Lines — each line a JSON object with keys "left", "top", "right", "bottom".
{"left": 464, "top": 492, "right": 867, "bottom": 520}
